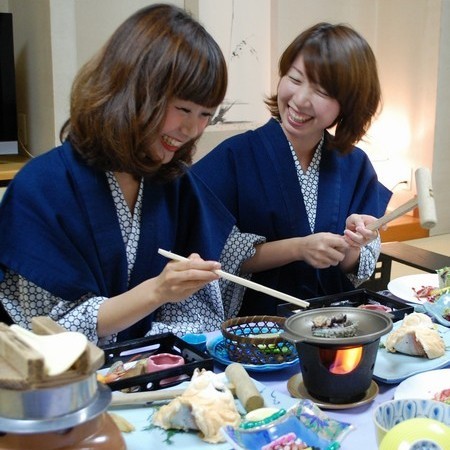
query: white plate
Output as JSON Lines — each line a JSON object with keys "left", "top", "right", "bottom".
{"left": 394, "top": 368, "right": 450, "bottom": 400}
{"left": 388, "top": 274, "right": 439, "bottom": 304}
{"left": 373, "top": 322, "right": 450, "bottom": 384}
{"left": 109, "top": 375, "right": 298, "bottom": 449}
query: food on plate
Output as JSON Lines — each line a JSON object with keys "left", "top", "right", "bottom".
{"left": 424, "top": 293, "right": 450, "bottom": 327}
{"left": 311, "top": 313, "right": 357, "bottom": 338}
{"left": 152, "top": 368, "right": 240, "bottom": 443}
{"left": 401, "top": 312, "right": 433, "bottom": 327}
{"left": 412, "top": 268, "right": 450, "bottom": 302}
{"left": 444, "top": 308, "right": 450, "bottom": 321}
{"left": 433, "top": 388, "right": 450, "bottom": 404}
{"left": 98, "top": 353, "right": 185, "bottom": 387}
{"left": 99, "top": 358, "right": 146, "bottom": 384}
{"left": 412, "top": 285, "right": 440, "bottom": 302}
{"left": 411, "top": 266, "right": 450, "bottom": 303}
{"left": 437, "top": 266, "right": 450, "bottom": 289}
{"left": 432, "top": 286, "right": 450, "bottom": 298}
{"left": 385, "top": 312, "right": 445, "bottom": 359}
{"left": 109, "top": 412, "right": 136, "bottom": 432}
{"left": 357, "top": 303, "right": 392, "bottom": 313}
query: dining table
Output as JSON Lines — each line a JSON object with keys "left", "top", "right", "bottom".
{"left": 223, "top": 345, "right": 395, "bottom": 450}
{"left": 107, "top": 319, "right": 450, "bottom": 450}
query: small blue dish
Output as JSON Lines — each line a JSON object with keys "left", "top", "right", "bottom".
{"left": 222, "top": 399, "right": 353, "bottom": 450}
{"left": 423, "top": 293, "right": 450, "bottom": 327}
{"left": 181, "top": 333, "right": 207, "bottom": 352}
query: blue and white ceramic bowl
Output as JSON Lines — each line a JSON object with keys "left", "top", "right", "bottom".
{"left": 373, "top": 398, "right": 450, "bottom": 446}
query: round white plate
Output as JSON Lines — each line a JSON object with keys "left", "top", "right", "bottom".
{"left": 394, "top": 368, "right": 450, "bottom": 400}
{"left": 387, "top": 273, "right": 439, "bottom": 304}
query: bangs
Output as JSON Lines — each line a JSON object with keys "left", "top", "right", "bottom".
{"left": 171, "top": 34, "right": 227, "bottom": 108}
{"left": 301, "top": 42, "right": 340, "bottom": 98}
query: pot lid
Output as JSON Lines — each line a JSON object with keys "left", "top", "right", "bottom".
{"left": 282, "top": 307, "right": 393, "bottom": 346}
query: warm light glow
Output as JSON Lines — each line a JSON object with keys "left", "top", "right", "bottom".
{"left": 358, "top": 108, "right": 414, "bottom": 192}
{"left": 329, "top": 347, "right": 363, "bottom": 374}
{"left": 368, "top": 109, "right": 412, "bottom": 157}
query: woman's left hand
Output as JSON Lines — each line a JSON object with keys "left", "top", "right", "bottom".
{"left": 343, "top": 214, "right": 379, "bottom": 248}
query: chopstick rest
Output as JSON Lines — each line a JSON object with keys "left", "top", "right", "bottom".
{"left": 158, "top": 248, "right": 309, "bottom": 309}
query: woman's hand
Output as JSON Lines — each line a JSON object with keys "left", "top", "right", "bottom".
{"left": 152, "top": 253, "right": 221, "bottom": 304}
{"left": 343, "top": 214, "right": 379, "bottom": 248}
{"left": 97, "top": 253, "right": 221, "bottom": 337}
{"left": 299, "top": 233, "right": 349, "bottom": 268}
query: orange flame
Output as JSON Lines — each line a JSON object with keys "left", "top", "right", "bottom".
{"left": 329, "top": 347, "right": 363, "bottom": 374}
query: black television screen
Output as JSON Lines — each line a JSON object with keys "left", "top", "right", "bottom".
{"left": 0, "top": 12, "right": 18, "bottom": 155}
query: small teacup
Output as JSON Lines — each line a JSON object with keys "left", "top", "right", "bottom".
{"left": 181, "top": 333, "right": 207, "bottom": 352}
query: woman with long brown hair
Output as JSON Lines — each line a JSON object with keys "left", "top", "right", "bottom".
{"left": 0, "top": 4, "right": 262, "bottom": 343}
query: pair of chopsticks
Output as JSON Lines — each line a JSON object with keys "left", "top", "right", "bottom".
{"left": 158, "top": 248, "right": 309, "bottom": 309}
{"left": 110, "top": 383, "right": 237, "bottom": 407}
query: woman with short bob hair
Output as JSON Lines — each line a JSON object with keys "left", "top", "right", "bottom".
{"left": 265, "top": 22, "right": 381, "bottom": 154}
{"left": 193, "top": 22, "right": 392, "bottom": 316}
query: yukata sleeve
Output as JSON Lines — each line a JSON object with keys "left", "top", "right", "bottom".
{"left": 0, "top": 269, "right": 115, "bottom": 345}
{"left": 219, "top": 226, "right": 266, "bottom": 319}
{"left": 148, "top": 227, "right": 266, "bottom": 336}
{"left": 149, "top": 282, "right": 226, "bottom": 336}
{"left": 346, "top": 236, "right": 381, "bottom": 286}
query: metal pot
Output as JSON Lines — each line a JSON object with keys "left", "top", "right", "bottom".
{"left": 0, "top": 374, "right": 112, "bottom": 434}
{"left": 281, "top": 307, "right": 393, "bottom": 346}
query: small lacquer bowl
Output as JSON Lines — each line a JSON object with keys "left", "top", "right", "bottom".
{"left": 146, "top": 353, "right": 184, "bottom": 385}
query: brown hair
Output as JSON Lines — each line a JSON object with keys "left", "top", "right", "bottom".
{"left": 60, "top": 3, "right": 227, "bottom": 180}
{"left": 265, "top": 22, "right": 381, "bottom": 154}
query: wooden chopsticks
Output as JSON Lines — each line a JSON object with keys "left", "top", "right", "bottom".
{"left": 158, "top": 249, "right": 309, "bottom": 309}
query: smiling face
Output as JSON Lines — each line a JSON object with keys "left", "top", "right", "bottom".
{"left": 153, "top": 98, "right": 215, "bottom": 164}
{"left": 277, "top": 54, "right": 340, "bottom": 149}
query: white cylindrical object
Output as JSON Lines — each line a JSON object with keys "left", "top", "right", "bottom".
{"left": 415, "top": 167, "right": 437, "bottom": 229}
{"left": 225, "top": 363, "right": 264, "bottom": 412}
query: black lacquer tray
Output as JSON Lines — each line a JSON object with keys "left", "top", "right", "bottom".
{"left": 277, "top": 289, "right": 414, "bottom": 322}
{"left": 100, "top": 332, "right": 213, "bottom": 392}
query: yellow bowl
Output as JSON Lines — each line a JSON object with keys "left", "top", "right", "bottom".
{"left": 380, "top": 417, "right": 450, "bottom": 449}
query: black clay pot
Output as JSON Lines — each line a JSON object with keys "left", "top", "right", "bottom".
{"left": 281, "top": 307, "right": 393, "bottom": 403}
